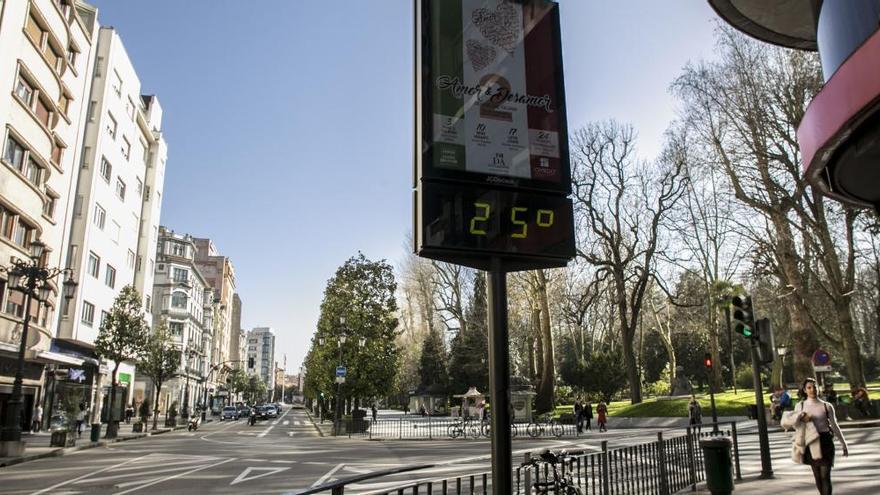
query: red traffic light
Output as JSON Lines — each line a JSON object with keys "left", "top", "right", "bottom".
{"left": 703, "top": 353, "right": 713, "bottom": 369}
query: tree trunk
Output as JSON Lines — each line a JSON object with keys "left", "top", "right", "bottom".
{"left": 106, "top": 363, "right": 120, "bottom": 438}
{"left": 534, "top": 271, "right": 555, "bottom": 414}
{"left": 838, "top": 301, "right": 866, "bottom": 388}
{"left": 152, "top": 382, "right": 162, "bottom": 431}
{"left": 526, "top": 337, "right": 536, "bottom": 381}
{"left": 533, "top": 307, "right": 543, "bottom": 385}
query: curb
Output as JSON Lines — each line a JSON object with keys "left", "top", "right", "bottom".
{"left": 305, "top": 410, "right": 325, "bottom": 438}
{"left": 0, "top": 424, "right": 195, "bottom": 468}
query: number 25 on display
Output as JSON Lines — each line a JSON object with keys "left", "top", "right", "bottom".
{"left": 469, "top": 202, "right": 555, "bottom": 239}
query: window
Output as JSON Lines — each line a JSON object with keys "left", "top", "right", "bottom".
{"left": 3, "top": 136, "right": 26, "bottom": 171}
{"left": 111, "top": 71, "right": 122, "bottom": 97}
{"left": 171, "top": 292, "right": 187, "bottom": 309}
{"left": 87, "top": 252, "right": 99, "bottom": 278}
{"left": 35, "top": 97, "right": 51, "bottom": 127}
{"left": 12, "top": 218, "right": 33, "bottom": 248}
{"left": 116, "top": 178, "right": 126, "bottom": 201}
{"left": 25, "top": 14, "right": 43, "bottom": 45}
{"left": 105, "top": 264, "right": 116, "bottom": 288}
{"left": 172, "top": 267, "right": 189, "bottom": 283}
{"left": 169, "top": 321, "right": 183, "bottom": 336}
{"left": 170, "top": 242, "right": 186, "bottom": 257}
{"left": 5, "top": 287, "right": 25, "bottom": 317}
{"left": 51, "top": 142, "right": 63, "bottom": 165}
{"left": 122, "top": 136, "right": 130, "bottom": 160}
{"left": 93, "top": 203, "right": 105, "bottom": 229}
{"left": 57, "top": 94, "right": 70, "bottom": 116}
{"left": 43, "top": 193, "right": 57, "bottom": 219}
{"left": 145, "top": 295, "right": 152, "bottom": 311}
{"left": 81, "top": 301, "right": 95, "bottom": 326}
{"left": 100, "top": 310, "right": 110, "bottom": 327}
{"left": 106, "top": 112, "right": 117, "bottom": 139}
{"left": 100, "top": 157, "right": 112, "bottom": 182}
{"left": 67, "top": 47, "right": 77, "bottom": 67}
{"left": 136, "top": 178, "right": 143, "bottom": 198}
{"left": 14, "top": 76, "right": 34, "bottom": 106}
{"left": 127, "top": 249, "right": 135, "bottom": 269}
{"left": 126, "top": 97, "right": 135, "bottom": 120}
{"left": 26, "top": 158, "right": 42, "bottom": 186}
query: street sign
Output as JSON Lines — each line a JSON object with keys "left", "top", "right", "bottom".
{"left": 812, "top": 349, "right": 832, "bottom": 366}
{"left": 813, "top": 365, "right": 832, "bottom": 372}
{"left": 414, "top": 0, "right": 574, "bottom": 272}
{"left": 335, "top": 366, "right": 347, "bottom": 377}
{"left": 335, "top": 376, "right": 346, "bottom": 384}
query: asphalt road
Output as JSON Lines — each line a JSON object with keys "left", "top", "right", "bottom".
{"left": 7, "top": 409, "right": 874, "bottom": 494}
{"left": 0, "top": 407, "right": 672, "bottom": 494}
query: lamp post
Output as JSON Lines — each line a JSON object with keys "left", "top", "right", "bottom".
{"left": 0, "top": 241, "right": 75, "bottom": 457}
{"left": 776, "top": 345, "right": 788, "bottom": 389}
{"left": 182, "top": 348, "right": 197, "bottom": 421}
{"left": 201, "top": 360, "right": 244, "bottom": 421}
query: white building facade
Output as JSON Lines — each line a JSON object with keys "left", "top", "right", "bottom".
{"left": 56, "top": 25, "right": 166, "bottom": 418}
{"left": 246, "top": 327, "right": 275, "bottom": 394}
{"left": 0, "top": 0, "right": 98, "bottom": 432}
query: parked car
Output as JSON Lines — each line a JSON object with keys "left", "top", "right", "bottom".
{"left": 253, "top": 406, "right": 271, "bottom": 420}
{"left": 220, "top": 406, "right": 239, "bottom": 421}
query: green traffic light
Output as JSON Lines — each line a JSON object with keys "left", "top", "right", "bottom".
{"left": 735, "top": 322, "right": 753, "bottom": 337}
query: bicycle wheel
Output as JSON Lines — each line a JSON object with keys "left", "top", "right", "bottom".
{"left": 551, "top": 421, "right": 564, "bottom": 438}
{"left": 511, "top": 423, "right": 518, "bottom": 438}
{"left": 564, "top": 484, "right": 582, "bottom": 495}
{"left": 526, "top": 422, "right": 541, "bottom": 438}
{"left": 468, "top": 423, "right": 481, "bottom": 438}
{"left": 482, "top": 422, "right": 491, "bottom": 438}
{"left": 447, "top": 424, "right": 461, "bottom": 439}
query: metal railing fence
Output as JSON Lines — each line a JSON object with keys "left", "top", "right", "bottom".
{"left": 298, "top": 422, "right": 741, "bottom": 495}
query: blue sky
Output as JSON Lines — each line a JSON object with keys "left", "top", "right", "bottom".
{"left": 87, "top": 1, "right": 719, "bottom": 374}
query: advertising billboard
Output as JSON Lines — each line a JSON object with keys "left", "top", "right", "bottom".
{"left": 415, "top": 0, "right": 574, "bottom": 271}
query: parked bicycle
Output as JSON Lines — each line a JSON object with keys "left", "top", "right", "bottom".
{"left": 521, "top": 449, "right": 582, "bottom": 495}
{"left": 447, "top": 418, "right": 484, "bottom": 439}
{"left": 526, "top": 416, "right": 564, "bottom": 438}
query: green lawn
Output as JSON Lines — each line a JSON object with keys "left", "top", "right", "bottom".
{"left": 552, "top": 381, "right": 880, "bottom": 418}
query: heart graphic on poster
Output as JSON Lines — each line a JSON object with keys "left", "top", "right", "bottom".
{"left": 472, "top": 1, "right": 521, "bottom": 55}
{"left": 466, "top": 39, "right": 497, "bottom": 72}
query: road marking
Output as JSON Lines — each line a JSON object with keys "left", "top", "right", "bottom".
{"left": 283, "top": 420, "right": 290, "bottom": 426}
{"left": 230, "top": 466, "right": 291, "bottom": 486}
{"left": 114, "top": 457, "right": 237, "bottom": 494}
{"left": 271, "top": 460, "right": 297, "bottom": 464}
{"left": 258, "top": 406, "right": 292, "bottom": 438}
{"left": 32, "top": 454, "right": 150, "bottom": 494}
{"left": 311, "top": 463, "right": 344, "bottom": 487}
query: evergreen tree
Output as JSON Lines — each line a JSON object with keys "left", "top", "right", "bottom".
{"left": 448, "top": 272, "right": 489, "bottom": 393}
{"left": 418, "top": 327, "right": 448, "bottom": 394}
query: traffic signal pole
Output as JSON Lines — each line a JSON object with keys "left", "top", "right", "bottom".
{"left": 750, "top": 337, "right": 773, "bottom": 478}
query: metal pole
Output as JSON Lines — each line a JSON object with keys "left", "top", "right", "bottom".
{"left": 0, "top": 285, "right": 34, "bottom": 445}
{"left": 725, "top": 307, "right": 736, "bottom": 395}
{"left": 487, "top": 263, "right": 511, "bottom": 495}
{"left": 750, "top": 338, "right": 773, "bottom": 478}
{"left": 709, "top": 387, "right": 718, "bottom": 433}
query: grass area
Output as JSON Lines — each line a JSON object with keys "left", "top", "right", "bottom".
{"left": 551, "top": 381, "right": 880, "bottom": 419}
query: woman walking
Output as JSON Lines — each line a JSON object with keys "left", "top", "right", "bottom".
{"left": 781, "top": 378, "right": 848, "bottom": 495}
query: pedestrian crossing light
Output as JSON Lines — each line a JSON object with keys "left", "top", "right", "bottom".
{"left": 703, "top": 353, "right": 713, "bottom": 370}
{"left": 731, "top": 294, "right": 755, "bottom": 338}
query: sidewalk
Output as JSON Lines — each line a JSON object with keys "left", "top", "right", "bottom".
{"left": 0, "top": 419, "right": 190, "bottom": 468}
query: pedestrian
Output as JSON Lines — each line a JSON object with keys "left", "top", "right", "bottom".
{"left": 125, "top": 404, "right": 134, "bottom": 424}
{"left": 75, "top": 402, "right": 86, "bottom": 438}
{"left": 584, "top": 399, "right": 593, "bottom": 431}
{"left": 781, "top": 377, "right": 849, "bottom": 495}
{"left": 688, "top": 395, "right": 702, "bottom": 426}
{"left": 32, "top": 404, "right": 43, "bottom": 432}
{"left": 574, "top": 397, "right": 583, "bottom": 434}
{"left": 597, "top": 401, "right": 608, "bottom": 432}
{"left": 852, "top": 388, "right": 871, "bottom": 417}
{"left": 822, "top": 382, "right": 838, "bottom": 406}
{"left": 371, "top": 403, "right": 377, "bottom": 422}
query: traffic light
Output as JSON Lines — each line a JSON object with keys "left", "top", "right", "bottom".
{"left": 755, "top": 318, "right": 776, "bottom": 365}
{"left": 731, "top": 295, "right": 755, "bottom": 338}
{"left": 703, "top": 352, "right": 713, "bottom": 370}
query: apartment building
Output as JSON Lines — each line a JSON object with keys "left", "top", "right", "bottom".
{"left": 56, "top": 26, "right": 166, "bottom": 414}
{"left": 229, "top": 292, "right": 242, "bottom": 368}
{"left": 143, "top": 227, "right": 210, "bottom": 415}
{"left": 246, "top": 327, "right": 275, "bottom": 393}
{"left": 193, "top": 238, "right": 235, "bottom": 385}
{"left": 0, "top": 0, "right": 98, "bottom": 431}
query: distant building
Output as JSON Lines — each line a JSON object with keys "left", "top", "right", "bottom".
{"left": 229, "top": 293, "right": 242, "bottom": 367}
{"left": 246, "top": 327, "right": 275, "bottom": 393}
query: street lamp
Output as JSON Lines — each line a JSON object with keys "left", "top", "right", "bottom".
{"left": 0, "top": 240, "right": 73, "bottom": 457}
{"left": 319, "top": 315, "right": 369, "bottom": 436}
{"left": 776, "top": 345, "right": 788, "bottom": 388}
{"left": 182, "top": 348, "right": 198, "bottom": 421}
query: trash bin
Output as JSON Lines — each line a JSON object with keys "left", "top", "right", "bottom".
{"left": 700, "top": 436, "right": 734, "bottom": 495}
